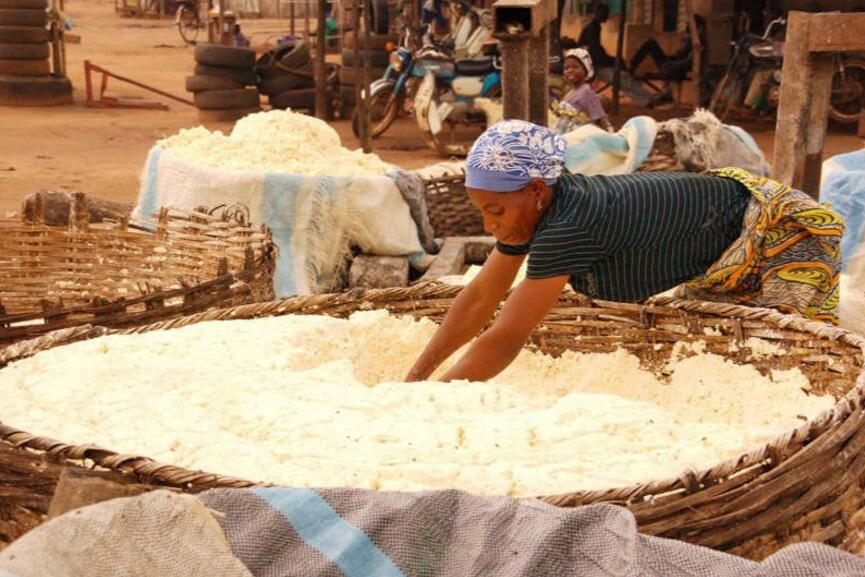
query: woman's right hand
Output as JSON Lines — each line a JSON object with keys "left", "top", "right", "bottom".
{"left": 404, "top": 248, "right": 526, "bottom": 382}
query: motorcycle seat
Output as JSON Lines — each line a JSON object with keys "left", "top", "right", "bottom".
{"left": 455, "top": 57, "right": 495, "bottom": 76}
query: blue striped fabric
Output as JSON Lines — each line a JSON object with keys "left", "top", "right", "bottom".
{"left": 498, "top": 172, "right": 750, "bottom": 301}
{"left": 252, "top": 488, "right": 408, "bottom": 577}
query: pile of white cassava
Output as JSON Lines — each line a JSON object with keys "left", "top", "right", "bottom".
{"left": 0, "top": 308, "right": 833, "bottom": 497}
{"left": 157, "top": 110, "right": 392, "bottom": 176}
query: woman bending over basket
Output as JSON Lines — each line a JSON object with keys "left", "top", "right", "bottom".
{"left": 406, "top": 120, "right": 844, "bottom": 383}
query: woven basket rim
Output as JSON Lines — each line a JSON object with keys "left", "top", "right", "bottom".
{"left": 1, "top": 282, "right": 863, "bottom": 506}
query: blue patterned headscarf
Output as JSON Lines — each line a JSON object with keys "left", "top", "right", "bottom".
{"left": 465, "top": 120, "right": 568, "bottom": 192}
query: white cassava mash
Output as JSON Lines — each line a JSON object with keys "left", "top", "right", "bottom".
{"left": 157, "top": 110, "right": 392, "bottom": 176}
{"left": 0, "top": 311, "right": 833, "bottom": 496}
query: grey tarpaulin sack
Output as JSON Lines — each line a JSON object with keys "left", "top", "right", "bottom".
{"left": 199, "top": 487, "right": 865, "bottom": 577}
{"left": 0, "top": 490, "right": 251, "bottom": 577}
{"left": 3, "top": 487, "right": 865, "bottom": 577}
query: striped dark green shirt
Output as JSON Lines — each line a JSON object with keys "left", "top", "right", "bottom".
{"left": 497, "top": 172, "right": 750, "bottom": 302}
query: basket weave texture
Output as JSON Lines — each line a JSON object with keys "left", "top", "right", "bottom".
{"left": 1, "top": 283, "right": 864, "bottom": 557}
{"left": 0, "top": 197, "right": 275, "bottom": 345}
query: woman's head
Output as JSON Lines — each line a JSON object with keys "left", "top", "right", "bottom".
{"left": 465, "top": 120, "right": 567, "bottom": 244}
{"left": 563, "top": 47, "right": 594, "bottom": 85}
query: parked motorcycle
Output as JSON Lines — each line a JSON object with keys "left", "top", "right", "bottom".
{"left": 710, "top": 17, "right": 865, "bottom": 125}
{"left": 413, "top": 43, "right": 502, "bottom": 156}
{"left": 351, "top": 33, "right": 500, "bottom": 142}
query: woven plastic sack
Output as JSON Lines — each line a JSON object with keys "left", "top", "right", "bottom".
{"left": 135, "top": 147, "right": 427, "bottom": 297}
{"left": 821, "top": 149, "right": 865, "bottom": 270}
{"left": 0, "top": 491, "right": 251, "bottom": 577}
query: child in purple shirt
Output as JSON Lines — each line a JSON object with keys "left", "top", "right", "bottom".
{"left": 558, "top": 48, "right": 613, "bottom": 133}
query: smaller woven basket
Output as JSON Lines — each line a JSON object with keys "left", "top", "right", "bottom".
{"left": 422, "top": 129, "right": 683, "bottom": 238}
{"left": 0, "top": 193, "right": 276, "bottom": 345}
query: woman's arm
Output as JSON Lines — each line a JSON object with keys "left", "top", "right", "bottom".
{"left": 440, "top": 274, "right": 569, "bottom": 382}
{"left": 405, "top": 248, "right": 527, "bottom": 381}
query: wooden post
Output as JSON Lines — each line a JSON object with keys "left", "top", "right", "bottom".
{"left": 498, "top": 36, "right": 530, "bottom": 120}
{"left": 218, "top": 0, "right": 224, "bottom": 45}
{"left": 314, "top": 0, "right": 328, "bottom": 118}
{"left": 68, "top": 192, "right": 90, "bottom": 232}
{"left": 684, "top": 0, "right": 700, "bottom": 103}
{"left": 352, "top": 0, "right": 369, "bottom": 150}
{"left": 611, "top": 0, "right": 627, "bottom": 115}
{"left": 773, "top": 11, "right": 834, "bottom": 198}
{"left": 49, "top": 0, "right": 60, "bottom": 76}
{"left": 290, "top": 0, "right": 295, "bottom": 36}
{"left": 528, "top": 27, "right": 550, "bottom": 126}
{"left": 360, "top": 0, "right": 373, "bottom": 152}
{"left": 858, "top": 107, "right": 865, "bottom": 139}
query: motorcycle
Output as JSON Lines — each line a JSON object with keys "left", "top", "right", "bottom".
{"left": 351, "top": 31, "right": 500, "bottom": 142}
{"left": 710, "top": 17, "right": 865, "bottom": 125}
{"left": 413, "top": 42, "right": 502, "bottom": 156}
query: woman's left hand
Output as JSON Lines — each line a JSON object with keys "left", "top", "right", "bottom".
{"left": 440, "top": 274, "right": 569, "bottom": 382}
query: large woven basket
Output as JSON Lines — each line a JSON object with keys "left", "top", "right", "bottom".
{"left": 1, "top": 282, "right": 864, "bottom": 559}
{"left": 423, "top": 130, "right": 682, "bottom": 238}
{"left": 0, "top": 194, "right": 276, "bottom": 345}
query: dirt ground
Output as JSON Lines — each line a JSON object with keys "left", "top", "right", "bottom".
{"left": 0, "top": 0, "right": 862, "bottom": 217}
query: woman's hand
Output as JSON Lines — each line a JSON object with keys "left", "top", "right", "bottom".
{"left": 440, "top": 274, "right": 569, "bottom": 382}
{"left": 405, "top": 249, "right": 526, "bottom": 382}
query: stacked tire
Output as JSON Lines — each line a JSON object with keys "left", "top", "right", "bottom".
{"left": 187, "top": 43, "right": 260, "bottom": 122}
{"left": 339, "top": 31, "right": 396, "bottom": 114}
{"left": 0, "top": 0, "right": 72, "bottom": 107}
{"left": 255, "top": 40, "right": 317, "bottom": 112}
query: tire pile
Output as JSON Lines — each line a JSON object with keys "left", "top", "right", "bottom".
{"left": 338, "top": 30, "right": 396, "bottom": 114}
{"left": 0, "top": 0, "right": 71, "bottom": 106}
{"left": 254, "top": 39, "right": 323, "bottom": 112}
{"left": 187, "top": 43, "right": 260, "bottom": 122}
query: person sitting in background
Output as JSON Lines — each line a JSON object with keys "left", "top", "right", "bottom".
{"left": 630, "top": 15, "right": 705, "bottom": 79}
{"left": 234, "top": 24, "right": 250, "bottom": 47}
{"left": 629, "top": 15, "right": 705, "bottom": 105}
{"left": 576, "top": 3, "right": 655, "bottom": 108}
{"left": 557, "top": 48, "right": 613, "bottom": 133}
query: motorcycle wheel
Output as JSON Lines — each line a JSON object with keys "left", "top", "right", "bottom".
{"left": 426, "top": 88, "right": 491, "bottom": 157}
{"left": 351, "top": 84, "right": 402, "bottom": 139}
{"left": 829, "top": 58, "right": 865, "bottom": 125}
{"left": 708, "top": 70, "right": 741, "bottom": 122}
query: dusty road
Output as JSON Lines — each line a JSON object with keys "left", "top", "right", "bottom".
{"left": 0, "top": 0, "right": 862, "bottom": 216}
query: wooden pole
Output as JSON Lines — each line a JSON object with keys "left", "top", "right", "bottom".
{"left": 683, "top": 0, "right": 701, "bottom": 103}
{"left": 611, "top": 0, "right": 627, "bottom": 115}
{"left": 772, "top": 11, "right": 834, "bottom": 198}
{"left": 305, "top": 0, "right": 311, "bottom": 40}
{"left": 218, "top": 0, "right": 224, "bottom": 45}
{"left": 498, "top": 37, "right": 530, "bottom": 120}
{"left": 315, "top": 0, "right": 328, "bottom": 118}
{"left": 50, "top": 0, "right": 61, "bottom": 76}
{"left": 360, "top": 0, "right": 372, "bottom": 152}
{"left": 59, "top": 0, "right": 66, "bottom": 76}
{"left": 352, "top": 0, "right": 369, "bottom": 150}
{"left": 528, "top": 27, "right": 550, "bottom": 125}
{"left": 290, "top": 0, "right": 295, "bottom": 36}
